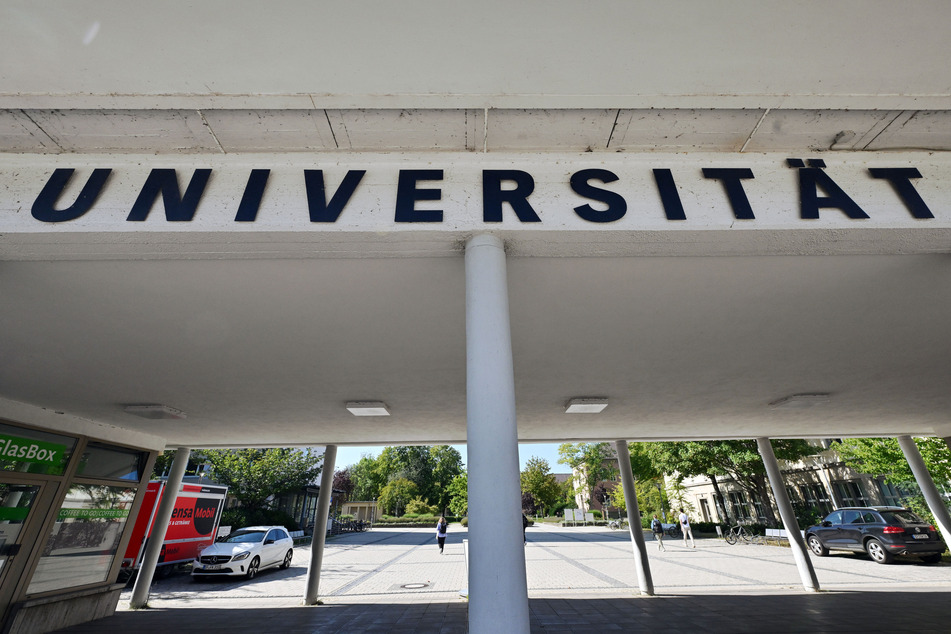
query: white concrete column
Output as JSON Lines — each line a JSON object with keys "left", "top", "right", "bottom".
{"left": 614, "top": 440, "right": 654, "bottom": 595}
{"left": 130, "top": 447, "right": 190, "bottom": 609}
{"left": 465, "top": 234, "right": 530, "bottom": 634}
{"left": 896, "top": 436, "right": 951, "bottom": 542}
{"left": 756, "top": 438, "right": 819, "bottom": 592}
{"left": 304, "top": 444, "right": 337, "bottom": 605}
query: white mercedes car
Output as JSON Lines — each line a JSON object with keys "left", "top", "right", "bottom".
{"left": 192, "top": 525, "right": 293, "bottom": 579}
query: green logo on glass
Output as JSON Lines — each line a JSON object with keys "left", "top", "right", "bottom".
{"left": 0, "top": 435, "right": 66, "bottom": 465}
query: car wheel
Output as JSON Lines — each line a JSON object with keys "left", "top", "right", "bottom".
{"left": 807, "top": 535, "right": 828, "bottom": 557}
{"left": 280, "top": 549, "right": 293, "bottom": 570}
{"left": 919, "top": 553, "right": 942, "bottom": 564}
{"left": 865, "top": 538, "right": 894, "bottom": 564}
{"left": 246, "top": 556, "right": 261, "bottom": 579}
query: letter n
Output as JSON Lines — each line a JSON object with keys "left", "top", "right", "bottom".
{"left": 127, "top": 169, "right": 212, "bottom": 221}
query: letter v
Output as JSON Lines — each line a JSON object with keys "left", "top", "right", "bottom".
{"left": 304, "top": 170, "right": 365, "bottom": 222}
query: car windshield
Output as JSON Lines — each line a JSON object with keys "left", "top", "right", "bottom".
{"left": 222, "top": 530, "right": 266, "bottom": 543}
{"left": 880, "top": 510, "right": 925, "bottom": 525}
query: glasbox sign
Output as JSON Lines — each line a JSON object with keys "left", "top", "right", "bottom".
{"left": 0, "top": 434, "right": 66, "bottom": 466}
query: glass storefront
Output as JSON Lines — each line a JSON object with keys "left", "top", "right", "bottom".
{"left": 27, "top": 485, "right": 137, "bottom": 594}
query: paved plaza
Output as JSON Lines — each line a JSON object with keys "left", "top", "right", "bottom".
{"left": 58, "top": 523, "right": 951, "bottom": 633}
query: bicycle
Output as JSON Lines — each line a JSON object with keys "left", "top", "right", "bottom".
{"left": 608, "top": 519, "right": 627, "bottom": 530}
{"left": 664, "top": 524, "right": 682, "bottom": 538}
{"left": 724, "top": 524, "right": 763, "bottom": 545}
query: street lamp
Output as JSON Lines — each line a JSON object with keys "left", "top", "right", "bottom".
{"left": 654, "top": 481, "right": 666, "bottom": 522}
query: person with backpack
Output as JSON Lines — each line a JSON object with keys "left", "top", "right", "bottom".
{"left": 436, "top": 516, "right": 448, "bottom": 554}
{"left": 651, "top": 514, "right": 666, "bottom": 551}
{"left": 679, "top": 507, "right": 696, "bottom": 548}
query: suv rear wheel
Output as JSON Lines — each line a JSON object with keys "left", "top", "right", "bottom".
{"left": 919, "top": 553, "right": 942, "bottom": 564}
{"left": 865, "top": 538, "right": 894, "bottom": 564}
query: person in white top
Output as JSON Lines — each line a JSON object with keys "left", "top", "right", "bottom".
{"left": 436, "top": 517, "right": 448, "bottom": 554}
{"left": 679, "top": 508, "right": 696, "bottom": 548}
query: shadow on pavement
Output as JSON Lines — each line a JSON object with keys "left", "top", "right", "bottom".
{"left": 56, "top": 591, "right": 951, "bottom": 633}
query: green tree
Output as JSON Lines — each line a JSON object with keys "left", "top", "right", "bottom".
{"left": 612, "top": 477, "right": 668, "bottom": 520}
{"left": 150, "top": 449, "right": 208, "bottom": 479}
{"left": 834, "top": 437, "right": 951, "bottom": 485}
{"left": 350, "top": 454, "right": 387, "bottom": 501}
{"left": 447, "top": 473, "right": 468, "bottom": 517}
{"left": 204, "top": 448, "right": 322, "bottom": 514}
{"left": 378, "top": 477, "right": 418, "bottom": 516}
{"left": 645, "top": 439, "right": 815, "bottom": 526}
{"left": 558, "top": 443, "right": 619, "bottom": 514}
{"left": 520, "top": 457, "right": 562, "bottom": 517}
{"left": 429, "top": 445, "right": 465, "bottom": 513}
{"left": 833, "top": 437, "right": 951, "bottom": 523}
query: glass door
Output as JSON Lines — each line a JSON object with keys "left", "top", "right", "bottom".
{"left": 0, "top": 479, "right": 50, "bottom": 622}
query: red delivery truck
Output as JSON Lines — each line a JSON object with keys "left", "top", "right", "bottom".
{"left": 121, "top": 480, "right": 228, "bottom": 576}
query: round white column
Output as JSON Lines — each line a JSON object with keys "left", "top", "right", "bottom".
{"left": 896, "top": 435, "right": 951, "bottom": 543}
{"left": 130, "top": 447, "right": 191, "bottom": 609}
{"left": 614, "top": 440, "right": 654, "bottom": 595}
{"left": 756, "top": 437, "right": 819, "bottom": 592}
{"left": 304, "top": 444, "right": 337, "bottom": 605}
{"left": 465, "top": 234, "right": 530, "bottom": 634}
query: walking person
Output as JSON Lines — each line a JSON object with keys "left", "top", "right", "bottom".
{"left": 679, "top": 508, "right": 695, "bottom": 548}
{"left": 651, "top": 514, "right": 666, "bottom": 551}
{"left": 436, "top": 516, "right": 448, "bottom": 554}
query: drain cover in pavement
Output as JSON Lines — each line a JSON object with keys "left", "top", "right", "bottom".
{"left": 401, "top": 583, "right": 429, "bottom": 589}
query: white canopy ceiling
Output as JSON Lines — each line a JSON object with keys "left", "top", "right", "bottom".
{"left": 1, "top": 1, "right": 950, "bottom": 450}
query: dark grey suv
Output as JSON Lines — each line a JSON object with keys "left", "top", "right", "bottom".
{"left": 805, "top": 506, "right": 946, "bottom": 564}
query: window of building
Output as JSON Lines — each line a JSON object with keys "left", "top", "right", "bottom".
{"left": 76, "top": 442, "right": 148, "bottom": 481}
{"left": 877, "top": 480, "right": 903, "bottom": 506}
{"left": 27, "top": 485, "right": 137, "bottom": 595}
{"left": 699, "top": 498, "right": 711, "bottom": 522}
{"left": 0, "top": 422, "right": 76, "bottom": 476}
{"left": 799, "top": 483, "right": 833, "bottom": 514}
{"left": 728, "top": 491, "right": 751, "bottom": 520}
{"left": 835, "top": 481, "right": 870, "bottom": 506}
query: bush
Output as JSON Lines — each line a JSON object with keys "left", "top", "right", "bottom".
{"left": 591, "top": 510, "right": 602, "bottom": 519}
{"left": 405, "top": 497, "right": 439, "bottom": 516}
{"left": 692, "top": 521, "right": 719, "bottom": 534}
{"left": 461, "top": 517, "right": 468, "bottom": 526}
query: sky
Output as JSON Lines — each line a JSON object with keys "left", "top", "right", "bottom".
{"left": 331, "top": 442, "right": 568, "bottom": 473}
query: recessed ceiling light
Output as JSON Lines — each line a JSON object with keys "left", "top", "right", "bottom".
{"left": 346, "top": 401, "right": 390, "bottom": 416}
{"left": 769, "top": 394, "right": 831, "bottom": 410}
{"left": 124, "top": 404, "right": 187, "bottom": 420}
{"left": 565, "top": 398, "right": 609, "bottom": 414}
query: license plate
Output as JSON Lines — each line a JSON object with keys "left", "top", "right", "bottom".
{"left": 204, "top": 564, "right": 222, "bottom": 570}
{"left": 912, "top": 534, "right": 929, "bottom": 540}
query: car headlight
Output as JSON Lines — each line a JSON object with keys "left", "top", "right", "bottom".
{"left": 232, "top": 551, "right": 250, "bottom": 561}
